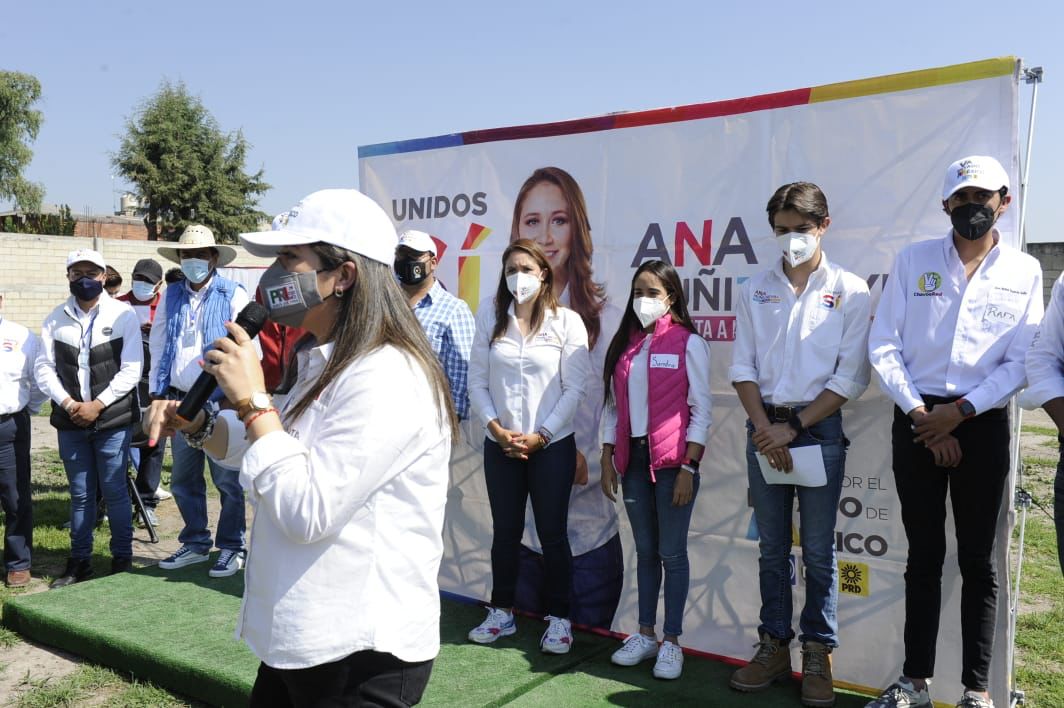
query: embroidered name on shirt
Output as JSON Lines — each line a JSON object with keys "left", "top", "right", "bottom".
{"left": 983, "top": 303, "right": 1018, "bottom": 323}
{"left": 753, "top": 290, "right": 781, "bottom": 304}
{"left": 914, "top": 271, "right": 943, "bottom": 297}
{"left": 649, "top": 353, "right": 680, "bottom": 369}
{"left": 533, "top": 331, "right": 559, "bottom": 345}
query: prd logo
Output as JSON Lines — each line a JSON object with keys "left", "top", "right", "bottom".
{"left": 917, "top": 272, "right": 942, "bottom": 294}
{"left": 838, "top": 561, "right": 870, "bottom": 597}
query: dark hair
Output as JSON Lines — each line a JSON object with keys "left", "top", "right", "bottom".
{"left": 491, "top": 239, "right": 559, "bottom": 344}
{"left": 105, "top": 266, "right": 123, "bottom": 289}
{"left": 602, "top": 260, "right": 697, "bottom": 405}
{"left": 510, "top": 167, "right": 605, "bottom": 348}
{"left": 165, "top": 267, "right": 186, "bottom": 284}
{"left": 285, "top": 243, "right": 459, "bottom": 442}
{"left": 766, "top": 182, "right": 829, "bottom": 227}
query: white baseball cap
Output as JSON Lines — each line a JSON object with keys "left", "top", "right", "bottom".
{"left": 397, "top": 229, "right": 437, "bottom": 256}
{"left": 240, "top": 189, "right": 397, "bottom": 265}
{"left": 942, "top": 155, "right": 1010, "bottom": 200}
{"left": 66, "top": 249, "right": 106, "bottom": 271}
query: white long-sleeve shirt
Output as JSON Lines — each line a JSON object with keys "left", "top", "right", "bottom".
{"left": 1022, "top": 272, "right": 1064, "bottom": 409}
{"left": 148, "top": 275, "right": 250, "bottom": 393}
{"left": 213, "top": 342, "right": 451, "bottom": 668}
{"left": 0, "top": 316, "right": 47, "bottom": 415}
{"left": 468, "top": 302, "right": 590, "bottom": 443}
{"left": 869, "top": 232, "right": 1043, "bottom": 415}
{"left": 600, "top": 332, "right": 713, "bottom": 445}
{"left": 728, "top": 255, "right": 872, "bottom": 404}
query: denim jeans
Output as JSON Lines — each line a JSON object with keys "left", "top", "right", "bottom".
{"left": 1056, "top": 439, "right": 1064, "bottom": 576}
{"left": 621, "top": 441, "right": 700, "bottom": 637}
{"left": 131, "top": 435, "right": 166, "bottom": 509}
{"left": 745, "top": 409, "right": 846, "bottom": 647}
{"left": 0, "top": 410, "right": 32, "bottom": 571}
{"left": 170, "top": 431, "right": 245, "bottom": 553}
{"left": 57, "top": 426, "right": 133, "bottom": 560}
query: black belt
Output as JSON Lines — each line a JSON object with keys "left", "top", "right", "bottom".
{"left": 630, "top": 435, "right": 648, "bottom": 447}
{"left": 0, "top": 409, "right": 25, "bottom": 423}
{"left": 764, "top": 403, "right": 804, "bottom": 422}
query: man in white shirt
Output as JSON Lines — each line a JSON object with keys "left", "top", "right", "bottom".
{"left": 35, "top": 249, "right": 143, "bottom": 587}
{"left": 0, "top": 292, "right": 48, "bottom": 587}
{"left": 149, "top": 225, "right": 250, "bottom": 578}
{"left": 867, "top": 156, "right": 1043, "bottom": 708}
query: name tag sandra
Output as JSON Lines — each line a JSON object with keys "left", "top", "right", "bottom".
{"left": 650, "top": 353, "right": 680, "bottom": 369}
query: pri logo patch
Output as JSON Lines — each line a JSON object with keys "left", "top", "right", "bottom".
{"left": 915, "top": 272, "right": 943, "bottom": 297}
{"left": 838, "top": 561, "right": 870, "bottom": 597}
{"left": 265, "top": 281, "right": 302, "bottom": 310}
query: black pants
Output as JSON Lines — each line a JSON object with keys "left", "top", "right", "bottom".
{"left": 484, "top": 434, "right": 575, "bottom": 618}
{"left": 0, "top": 410, "right": 32, "bottom": 571}
{"left": 892, "top": 403, "right": 1010, "bottom": 691}
{"left": 1055, "top": 441, "right": 1064, "bottom": 576}
{"left": 249, "top": 650, "right": 434, "bottom": 707}
{"left": 132, "top": 436, "right": 166, "bottom": 509}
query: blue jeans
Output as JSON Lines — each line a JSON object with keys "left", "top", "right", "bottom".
{"left": 621, "top": 441, "right": 700, "bottom": 637}
{"left": 745, "top": 409, "right": 846, "bottom": 647}
{"left": 170, "top": 432, "right": 245, "bottom": 553}
{"left": 57, "top": 426, "right": 133, "bottom": 560}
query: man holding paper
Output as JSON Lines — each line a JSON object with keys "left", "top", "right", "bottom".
{"left": 729, "top": 182, "right": 872, "bottom": 707}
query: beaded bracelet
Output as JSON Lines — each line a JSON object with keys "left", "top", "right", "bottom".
{"left": 183, "top": 409, "right": 218, "bottom": 450}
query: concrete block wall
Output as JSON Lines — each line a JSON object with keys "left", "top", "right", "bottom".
{"left": 0, "top": 233, "right": 272, "bottom": 332}
{"left": 1028, "top": 242, "right": 1064, "bottom": 306}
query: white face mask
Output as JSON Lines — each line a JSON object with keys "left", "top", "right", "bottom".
{"left": 181, "top": 258, "right": 212, "bottom": 284}
{"left": 632, "top": 296, "right": 669, "bottom": 328}
{"left": 131, "top": 281, "right": 157, "bottom": 301}
{"left": 506, "top": 272, "right": 542, "bottom": 305}
{"left": 775, "top": 232, "right": 819, "bottom": 268}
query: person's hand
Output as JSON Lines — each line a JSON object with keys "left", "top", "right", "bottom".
{"left": 144, "top": 399, "right": 203, "bottom": 447}
{"left": 201, "top": 321, "right": 266, "bottom": 405}
{"left": 600, "top": 454, "right": 619, "bottom": 502}
{"left": 70, "top": 399, "right": 105, "bottom": 427}
{"left": 673, "top": 468, "right": 695, "bottom": 506}
{"left": 763, "top": 446, "right": 794, "bottom": 472}
{"left": 752, "top": 422, "right": 798, "bottom": 454}
{"left": 573, "top": 450, "right": 588, "bottom": 486}
{"left": 509, "top": 432, "right": 545, "bottom": 460}
{"left": 913, "top": 403, "right": 963, "bottom": 447}
{"left": 927, "top": 434, "right": 963, "bottom": 468}
{"left": 140, "top": 322, "right": 152, "bottom": 335}
{"left": 488, "top": 422, "right": 525, "bottom": 457}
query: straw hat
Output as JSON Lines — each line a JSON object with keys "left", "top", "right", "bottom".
{"left": 157, "top": 224, "right": 238, "bottom": 266}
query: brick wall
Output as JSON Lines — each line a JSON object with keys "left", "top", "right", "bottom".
{"left": 72, "top": 217, "right": 151, "bottom": 240}
{"left": 0, "top": 233, "right": 272, "bottom": 331}
{"left": 1027, "top": 242, "right": 1064, "bottom": 305}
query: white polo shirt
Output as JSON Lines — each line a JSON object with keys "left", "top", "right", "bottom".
{"left": 0, "top": 316, "right": 47, "bottom": 415}
{"left": 1022, "top": 272, "right": 1064, "bottom": 408}
{"left": 729, "top": 255, "right": 872, "bottom": 404}
{"left": 868, "top": 232, "right": 1043, "bottom": 415}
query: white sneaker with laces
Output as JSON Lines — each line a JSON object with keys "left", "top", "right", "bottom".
{"left": 208, "top": 549, "right": 246, "bottom": 578}
{"left": 540, "top": 615, "right": 573, "bottom": 654}
{"left": 158, "top": 545, "right": 210, "bottom": 570}
{"left": 956, "top": 692, "right": 994, "bottom": 708}
{"left": 467, "top": 607, "right": 516, "bottom": 644}
{"left": 611, "top": 633, "right": 658, "bottom": 666}
{"left": 653, "top": 640, "right": 684, "bottom": 679}
{"left": 865, "top": 677, "right": 932, "bottom": 707}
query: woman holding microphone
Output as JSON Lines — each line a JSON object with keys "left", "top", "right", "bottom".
{"left": 466, "top": 239, "right": 590, "bottom": 654}
{"left": 599, "top": 259, "right": 712, "bottom": 681}
{"left": 145, "top": 189, "right": 457, "bottom": 707}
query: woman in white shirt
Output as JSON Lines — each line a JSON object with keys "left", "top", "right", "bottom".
{"left": 144, "top": 189, "right": 457, "bottom": 707}
{"left": 728, "top": 182, "right": 871, "bottom": 708}
{"left": 599, "top": 259, "right": 712, "bottom": 681}
{"left": 466, "top": 238, "right": 591, "bottom": 654}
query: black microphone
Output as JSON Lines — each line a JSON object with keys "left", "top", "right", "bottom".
{"left": 176, "top": 302, "right": 269, "bottom": 422}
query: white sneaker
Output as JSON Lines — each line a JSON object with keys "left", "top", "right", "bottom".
{"left": 158, "top": 545, "right": 210, "bottom": 570}
{"left": 468, "top": 607, "right": 516, "bottom": 644}
{"left": 866, "top": 677, "right": 932, "bottom": 707}
{"left": 540, "top": 615, "right": 573, "bottom": 654}
{"left": 956, "top": 692, "right": 994, "bottom": 708}
{"left": 208, "top": 549, "right": 245, "bottom": 578}
{"left": 653, "top": 640, "right": 684, "bottom": 679}
{"left": 611, "top": 633, "right": 658, "bottom": 666}
{"left": 153, "top": 489, "right": 173, "bottom": 502}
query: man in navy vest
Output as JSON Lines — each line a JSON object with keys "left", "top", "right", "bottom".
{"left": 35, "top": 249, "right": 143, "bottom": 587}
{"left": 149, "top": 225, "right": 250, "bottom": 578}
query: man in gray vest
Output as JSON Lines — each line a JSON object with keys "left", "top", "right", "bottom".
{"left": 35, "top": 249, "right": 143, "bottom": 587}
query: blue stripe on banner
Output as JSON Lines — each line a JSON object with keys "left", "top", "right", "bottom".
{"left": 358, "top": 133, "right": 464, "bottom": 157}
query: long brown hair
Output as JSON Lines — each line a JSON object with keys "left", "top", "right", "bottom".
{"left": 491, "top": 239, "right": 559, "bottom": 344}
{"left": 285, "top": 243, "right": 459, "bottom": 442}
{"left": 511, "top": 166, "right": 605, "bottom": 348}
{"left": 602, "top": 260, "right": 697, "bottom": 405}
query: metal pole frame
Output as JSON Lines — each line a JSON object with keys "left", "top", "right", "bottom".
{"left": 1007, "top": 61, "right": 1043, "bottom": 708}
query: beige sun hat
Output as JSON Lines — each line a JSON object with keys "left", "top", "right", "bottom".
{"left": 157, "top": 224, "right": 238, "bottom": 266}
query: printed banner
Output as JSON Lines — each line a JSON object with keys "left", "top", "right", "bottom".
{"left": 359, "top": 57, "right": 1020, "bottom": 704}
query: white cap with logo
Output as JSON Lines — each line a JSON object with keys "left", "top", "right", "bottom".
{"left": 942, "top": 155, "right": 1010, "bottom": 200}
{"left": 66, "top": 249, "right": 106, "bottom": 270}
{"left": 241, "top": 189, "right": 397, "bottom": 265}
{"left": 397, "top": 229, "right": 437, "bottom": 257}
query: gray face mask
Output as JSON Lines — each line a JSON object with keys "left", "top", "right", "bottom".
{"left": 258, "top": 261, "right": 326, "bottom": 328}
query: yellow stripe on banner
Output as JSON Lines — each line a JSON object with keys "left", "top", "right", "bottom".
{"left": 809, "top": 56, "right": 1017, "bottom": 103}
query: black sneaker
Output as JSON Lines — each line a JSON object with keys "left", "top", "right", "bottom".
{"left": 49, "top": 558, "right": 94, "bottom": 589}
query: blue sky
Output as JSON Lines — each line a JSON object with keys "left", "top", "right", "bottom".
{"left": 3, "top": 1, "right": 1061, "bottom": 240}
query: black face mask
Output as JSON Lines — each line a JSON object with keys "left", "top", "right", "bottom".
{"left": 395, "top": 257, "right": 430, "bottom": 286}
{"left": 69, "top": 276, "right": 104, "bottom": 301}
{"left": 950, "top": 202, "right": 997, "bottom": 241}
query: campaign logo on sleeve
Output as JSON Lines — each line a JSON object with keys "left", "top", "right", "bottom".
{"left": 821, "top": 291, "right": 842, "bottom": 310}
{"left": 753, "top": 289, "right": 781, "bottom": 304}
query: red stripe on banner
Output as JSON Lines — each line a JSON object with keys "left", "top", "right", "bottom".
{"left": 613, "top": 88, "right": 812, "bottom": 129}
{"left": 463, "top": 115, "right": 616, "bottom": 144}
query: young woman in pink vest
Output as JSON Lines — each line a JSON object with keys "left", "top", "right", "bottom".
{"left": 467, "top": 239, "right": 591, "bottom": 654}
{"left": 599, "top": 259, "right": 712, "bottom": 680}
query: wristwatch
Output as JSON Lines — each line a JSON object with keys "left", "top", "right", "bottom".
{"left": 955, "top": 398, "right": 977, "bottom": 420}
{"left": 787, "top": 413, "right": 805, "bottom": 436}
{"left": 237, "top": 392, "right": 273, "bottom": 421}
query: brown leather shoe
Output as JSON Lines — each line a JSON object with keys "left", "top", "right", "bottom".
{"left": 801, "top": 641, "right": 835, "bottom": 706}
{"left": 730, "top": 632, "right": 792, "bottom": 691}
{"left": 5, "top": 569, "right": 31, "bottom": 588}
